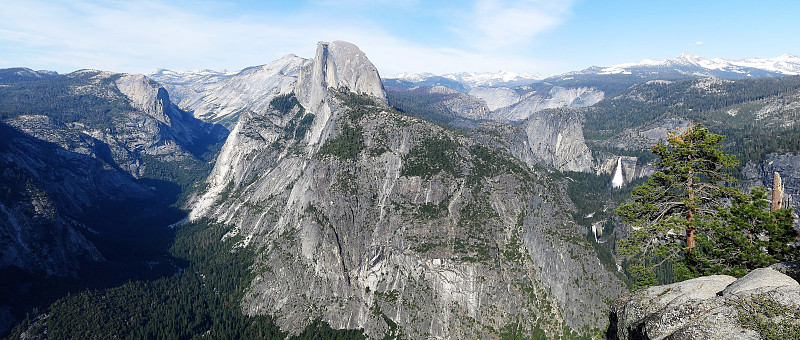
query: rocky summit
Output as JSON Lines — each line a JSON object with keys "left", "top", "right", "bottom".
{"left": 187, "top": 40, "right": 624, "bottom": 339}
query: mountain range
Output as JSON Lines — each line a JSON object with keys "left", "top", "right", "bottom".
{"left": 2, "top": 44, "right": 800, "bottom": 339}
{"left": 385, "top": 52, "right": 800, "bottom": 92}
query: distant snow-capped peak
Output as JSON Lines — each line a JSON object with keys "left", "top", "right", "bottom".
{"left": 385, "top": 72, "right": 435, "bottom": 82}
{"left": 599, "top": 52, "right": 800, "bottom": 75}
{"left": 385, "top": 70, "right": 545, "bottom": 88}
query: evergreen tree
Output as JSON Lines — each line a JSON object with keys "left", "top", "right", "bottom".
{"left": 617, "top": 123, "right": 739, "bottom": 287}
{"left": 695, "top": 187, "right": 797, "bottom": 277}
{"left": 617, "top": 123, "right": 797, "bottom": 289}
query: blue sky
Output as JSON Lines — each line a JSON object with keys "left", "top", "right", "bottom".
{"left": 1, "top": 0, "right": 798, "bottom": 76}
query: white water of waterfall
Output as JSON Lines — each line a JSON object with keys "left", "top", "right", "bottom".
{"left": 611, "top": 157, "right": 624, "bottom": 188}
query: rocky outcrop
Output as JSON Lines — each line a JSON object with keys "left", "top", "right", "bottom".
{"left": 12, "top": 70, "right": 228, "bottom": 178}
{"left": 608, "top": 267, "right": 800, "bottom": 340}
{"left": 114, "top": 73, "right": 222, "bottom": 154}
{"left": 593, "top": 118, "right": 694, "bottom": 151}
{"left": 492, "top": 86, "right": 604, "bottom": 122}
{"left": 593, "top": 154, "right": 653, "bottom": 187}
{"left": 469, "top": 87, "right": 521, "bottom": 111}
{"left": 387, "top": 85, "right": 492, "bottom": 121}
{"left": 296, "top": 40, "right": 386, "bottom": 109}
{"left": 189, "top": 41, "right": 624, "bottom": 339}
{"left": 0, "top": 121, "right": 142, "bottom": 276}
{"left": 426, "top": 86, "right": 491, "bottom": 120}
{"left": 513, "top": 110, "right": 594, "bottom": 172}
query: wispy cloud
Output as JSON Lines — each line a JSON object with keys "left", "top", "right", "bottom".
{"left": 696, "top": 41, "right": 704, "bottom": 45}
{"left": 462, "top": 0, "right": 574, "bottom": 50}
{"left": 0, "top": 0, "right": 572, "bottom": 74}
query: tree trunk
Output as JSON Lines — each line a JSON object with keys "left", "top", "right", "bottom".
{"left": 686, "top": 172, "right": 696, "bottom": 252}
{"left": 686, "top": 209, "right": 696, "bottom": 251}
{"left": 772, "top": 171, "right": 784, "bottom": 212}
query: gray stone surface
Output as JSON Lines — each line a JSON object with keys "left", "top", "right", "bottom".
{"left": 493, "top": 86, "right": 603, "bottom": 121}
{"left": 189, "top": 41, "right": 625, "bottom": 339}
{"left": 721, "top": 267, "right": 799, "bottom": 296}
{"left": 152, "top": 55, "right": 305, "bottom": 127}
{"left": 469, "top": 86, "right": 521, "bottom": 111}
{"left": 516, "top": 109, "right": 594, "bottom": 172}
{"left": 1, "top": 70, "right": 226, "bottom": 276}
{"left": 608, "top": 268, "right": 800, "bottom": 340}
{"left": 742, "top": 154, "right": 800, "bottom": 231}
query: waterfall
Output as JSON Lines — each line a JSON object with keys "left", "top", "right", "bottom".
{"left": 611, "top": 157, "right": 624, "bottom": 188}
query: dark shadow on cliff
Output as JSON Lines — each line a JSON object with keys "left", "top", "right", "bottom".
{"left": 0, "top": 122, "right": 198, "bottom": 336}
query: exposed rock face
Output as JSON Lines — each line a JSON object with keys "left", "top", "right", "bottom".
{"left": 513, "top": 110, "right": 594, "bottom": 172}
{"left": 152, "top": 55, "right": 306, "bottom": 127}
{"left": 113, "top": 74, "right": 224, "bottom": 158}
{"left": 608, "top": 268, "right": 800, "bottom": 340}
{"left": 426, "top": 86, "right": 491, "bottom": 120}
{"left": 296, "top": 41, "right": 387, "bottom": 109}
{"left": 394, "top": 85, "right": 491, "bottom": 121}
{"left": 190, "top": 41, "right": 624, "bottom": 339}
{"left": 593, "top": 154, "right": 653, "bottom": 187}
{"left": 469, "top": 87, "right": 521, "bottom": 111}
{"left": 11, "top": 70, "right": 228, "bottom": 178}
{"left": 598, "top": 118, "right": 694, "bottom": 151}
{"left": 492, "top": 86, "right": 604, "bottom": 122}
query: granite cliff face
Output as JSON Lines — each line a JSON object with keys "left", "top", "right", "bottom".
{"left": 593, "top": 154, "right": 653, "bottom": 187}
{"left": 0, "top": 121, "right": 124, "bottom": 276}
{"left": 295, "top": 40, "right": 386, "bottom": 111}
{"left": 384, "top": 85, "right": 492, "bottom": 123}
{"left": 512, "top": 110, "right": 594, "bottom": 172}
{"left": 152, "top": 55, "right": 306, "bottom": 127}
{"left": 488, "top": 86, "right": 604, "bottom": 122}
{"left": 189, "top": 41, "right": 624, "bottom": 339}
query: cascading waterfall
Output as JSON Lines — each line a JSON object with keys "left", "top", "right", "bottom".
{"left": 611, "top": 157, "right": 624, "bottom": 188}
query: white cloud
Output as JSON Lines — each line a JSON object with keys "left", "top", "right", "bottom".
{"left": 463, "top": 0, "right": 574, "bottom": 51}
{"left": 696, "top": 41, "right": 704, "bottom": 45}
{"left": 0, "top": 0, "right": 564, "bottom": 75}
{"left": 0, "top": 1, "right": 330, "bottom": 73}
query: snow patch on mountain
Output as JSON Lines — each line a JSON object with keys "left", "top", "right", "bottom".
{"left": 599, "top": 52, "right": 800, "bottom": 76}
{"left": 386, "top": 70, "right": 545, "bottom": 89}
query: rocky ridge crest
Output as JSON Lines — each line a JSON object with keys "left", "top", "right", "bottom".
{"left": 189, "top": 41, "right": 624, "bottom": 339}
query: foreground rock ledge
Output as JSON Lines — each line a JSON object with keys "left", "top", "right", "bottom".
{"left": 607, "top": 267, "right": 800, "bottom": 340}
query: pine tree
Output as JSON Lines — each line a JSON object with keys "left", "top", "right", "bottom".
{"left": 617, "top": 123, "right": 797, "bottom": 289}
{"left": 616, "top": 123, "right": 739, "bottom": 287}
{"left": 694, "top": 187, "right": 797, "bottom": 277}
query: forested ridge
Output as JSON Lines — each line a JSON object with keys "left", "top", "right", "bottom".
{"left": 583, "top": 75, "right": 800, "bottom": 170}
